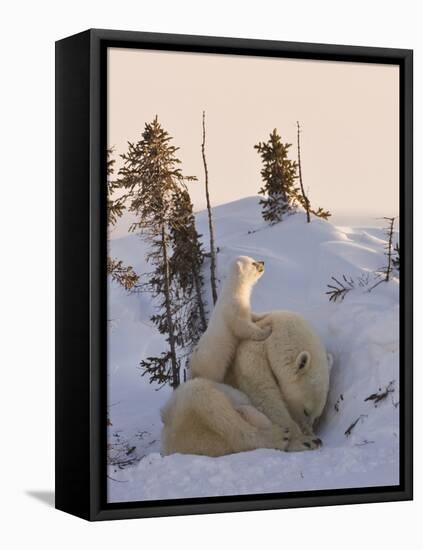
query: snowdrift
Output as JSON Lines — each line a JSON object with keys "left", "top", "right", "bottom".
{"left": 107, "top": 196, "right": 399, "bottom": 502}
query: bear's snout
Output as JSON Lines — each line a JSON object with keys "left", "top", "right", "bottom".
{"left": 254, "top": 260, "right": 265, "bottom": 272}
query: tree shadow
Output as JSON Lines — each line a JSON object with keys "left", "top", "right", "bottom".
{"left": 26, "top": 490, "right": 55, "bottom": 508}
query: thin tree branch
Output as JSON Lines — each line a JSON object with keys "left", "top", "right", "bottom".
{"left": 201, "top": 110, "right": 218, "bottom": 304}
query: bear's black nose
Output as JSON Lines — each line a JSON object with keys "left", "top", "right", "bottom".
{"left": 259, "top": 261, "right": 264, "bottom": 266}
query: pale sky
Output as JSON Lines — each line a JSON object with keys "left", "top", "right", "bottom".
{"left": 108, "top": 47, "right": 399, "bottom": 237}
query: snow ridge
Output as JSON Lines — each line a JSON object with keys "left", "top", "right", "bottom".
{"left": 107, "top": 197, "right": 399, "bottom": 502}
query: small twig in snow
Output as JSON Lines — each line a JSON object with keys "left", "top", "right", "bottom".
{"left": 345, "top": 414, "right": 368, "bottom": 437}
{"left": 354, "top": 439, "right": 375, "bottom": 447}
{"left": 392, "top": 395, "right": 400, "bottom": 409}
{"left": 107, "top": 475, "right": 129, "bottom": 483}
{"left": 364, "top": 380, "right": 395, "bottom": 407}
{"left": 367, "top": 277, "right": 385, "bottom": 293}
{"left": 136, "top": 431, "right": 150, "bottom": 440}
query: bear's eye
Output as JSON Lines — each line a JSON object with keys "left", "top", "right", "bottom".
{"left": 304, "top": 408, "right": 310, "bottom": 417}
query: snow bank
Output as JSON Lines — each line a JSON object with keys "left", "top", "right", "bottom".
{"left": 107, "top": 197, "right": 399, "bottom": 502}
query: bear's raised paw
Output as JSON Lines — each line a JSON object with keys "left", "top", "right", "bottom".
{"left": 251, "top": 324, "right": 272, "bottom": 341}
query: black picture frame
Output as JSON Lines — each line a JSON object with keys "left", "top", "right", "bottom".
{"left": 55, "top": 28, "right": 413, "bottom": 521}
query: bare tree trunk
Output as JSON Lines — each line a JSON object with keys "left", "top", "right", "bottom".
{"left": 192, "top": 266, "right": 207, "bottom": 332}
{"left": 161, "top": 223, "right": 179, "bottom": 388}
{"left": 384, "top": 217, "right": 395, "bottom": 281}
{"left": 296, "top": 121, "right": 311, "bottom": 223}
{"left": 201, "top": 110, "right": 218, "bottom": 305}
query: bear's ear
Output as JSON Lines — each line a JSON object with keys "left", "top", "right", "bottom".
{"left": 295, "top": 351, "right": 311, "bottom": 373}
{"left": 236, "top": 260, "right": 243, "bottom": 274}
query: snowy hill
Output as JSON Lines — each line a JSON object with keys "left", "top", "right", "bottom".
{"left": 107, "top": 196, "right": 399, "bottom": 502}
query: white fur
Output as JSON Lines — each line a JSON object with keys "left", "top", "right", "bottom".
{"left": 160, "top": 378, "right": 288, "bottom": 456}
{"left": 162, "top": 310, "right": 330, "bottom": 456}
{"left": 190, "top": 256, "right": 271, "bottom": 382}
{"left": 225, "top": 311, "right": 330, "bottom": 451}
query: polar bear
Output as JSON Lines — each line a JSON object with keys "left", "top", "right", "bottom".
{"left": 190, "top": 256, "right": 272, "bottom": 382}
{"left": 160, "top": 378, "right": 290, "bottom": 456}
{"left": 225, "top": 311, "right": 330, "bottom": 451}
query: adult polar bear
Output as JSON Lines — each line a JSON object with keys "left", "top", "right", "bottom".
{"left": 225, "top": 311, "right": 331, "bottom": 443}
{"left": 161, "top": 375, "right": 324, "bottom": 456}
{"left": 161, "top": 256, "right": 330, "bottom": 455}
{"left": 161, "top": 378, "right": 292, "bottom": 456}
{"left": 189, "top": 253, "right": 330, "bottom": 442}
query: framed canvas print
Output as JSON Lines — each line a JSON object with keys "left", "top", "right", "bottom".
{"left": 55, "top": 29, "right": 413, "bottom": 521}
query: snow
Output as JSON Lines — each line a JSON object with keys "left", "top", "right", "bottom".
{"left": 107, "top": 196, "right": 399, "bottom": 502}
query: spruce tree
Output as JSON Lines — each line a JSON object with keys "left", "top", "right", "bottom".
{"left": 139, "top": 187, "right": 207, "bottom": 385}
{"left": 169, "top": 187, "right": 207, "bottom": 331}
{"left": 255, "top": 129, "right": 299, "bottom": 224}
{"left": 107, "top": 147, "right": 122, "bottom": 225}
{"left": 106, "top": 148, "right": 138, "bottom": 290}
{"left": 256, "top": 128, "right": 331, "bottom": 224}
{"left": 169, "top": 187, "right": 207, "bottom": 381}
{"left": 118, "top": 117, "right": 199, "bottom": 388}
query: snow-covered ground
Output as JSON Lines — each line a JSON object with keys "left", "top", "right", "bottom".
{"left": 107, "top": 196, "right": 399, "bottom": 502}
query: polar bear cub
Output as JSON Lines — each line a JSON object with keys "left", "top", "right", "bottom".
{"left": 190, "top": 255, "right": 271, "bottom": 382}
{"left": 161, "top": 378, "right": 289, "bottom": 457}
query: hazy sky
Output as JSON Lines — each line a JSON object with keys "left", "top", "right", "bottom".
{"left": 108, "top": 47, "right": 399, "bottom": 237}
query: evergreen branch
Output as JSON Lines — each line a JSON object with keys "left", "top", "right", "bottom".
{"left": 326, "top": 275, "right": 354, "bottom": 302}
{"left": 107, "top": 258, "right": 139, "bottom": 290}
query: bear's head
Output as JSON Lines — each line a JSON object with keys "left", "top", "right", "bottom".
{"left": 277, "top": 350, "right": 330, "bottom": 434}
{"left": 233, "top": 255, "right": 265, "bottom": 286}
